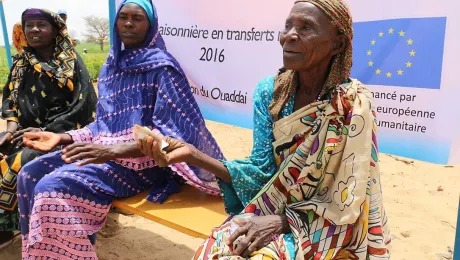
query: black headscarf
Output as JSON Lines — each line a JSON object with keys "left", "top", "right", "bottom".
{"left": 2, "top": 8, "right": 96, "bottom": 132}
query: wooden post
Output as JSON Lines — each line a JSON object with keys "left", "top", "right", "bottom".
{"left": 108, "top": 0, "right": 116, "bottom": 46}
{"left": 0, "top": 0, "right": 12, "bottom": 68}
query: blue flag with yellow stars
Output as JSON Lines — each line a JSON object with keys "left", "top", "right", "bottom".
{"left": 351, "top": 17, "right": 446, "bottom": 89}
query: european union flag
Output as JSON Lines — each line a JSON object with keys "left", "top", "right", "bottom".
{"left": 351, "top": 17, "right": 446, "bottom": 89}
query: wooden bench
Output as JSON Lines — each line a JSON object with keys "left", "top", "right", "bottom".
{"left": 112, "top": 185, "right": 229, "bottom": 239}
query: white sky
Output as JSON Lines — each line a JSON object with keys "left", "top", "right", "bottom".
{"left": 0, "top": 0, "right": 110, "bottom": 44}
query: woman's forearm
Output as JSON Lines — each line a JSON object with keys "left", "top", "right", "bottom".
{"left": 58, "top": 134, "right": 74, "bottom": 145}
{"left": 111, "top": 142, "right": 145, "bottom": 158}
{"left": 189, "top": 148, "right": 232, "bottom": 183}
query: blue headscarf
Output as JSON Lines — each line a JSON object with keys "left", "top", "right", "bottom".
{"left": 92, "top": 0, "right": 224, "bottom": 202}
{"left": 107, "top": 0, "right": 175, "bottom": 71}
{"left": 123, "top": 0, "right": 154, "bottom": 26}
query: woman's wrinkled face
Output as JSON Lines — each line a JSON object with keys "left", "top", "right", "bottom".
{"left": 24, "top": 19, "right": 56, "bottom": 50}
{"left": 280, "top": 2, "right": 344, "bottom": 71}
{"left": 116, "top": 3, "right": 150, "bottom": 49}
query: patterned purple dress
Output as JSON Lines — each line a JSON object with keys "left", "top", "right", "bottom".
{"left": 17, "top": 1, "right": 224, "bottom": 259}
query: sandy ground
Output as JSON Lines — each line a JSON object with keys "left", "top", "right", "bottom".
{"left": 0, "top": 120, "right": 458, "bottom": 260}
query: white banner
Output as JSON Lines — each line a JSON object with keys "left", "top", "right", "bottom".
{"left": 114, "top": 0, "right": 460, "bottom": 164}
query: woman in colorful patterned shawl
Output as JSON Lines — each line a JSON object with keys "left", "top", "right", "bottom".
{"left": 0, "top": 9, "right": 96, "bottom": 247}
{"left": 12, "top": 22, "right": 27, "bottom": 55}
{"left": 139, "top": 0, "right": 391, "bottom": 259}
{"left": 17, "top": 0, "right": 223, "bottom": 259}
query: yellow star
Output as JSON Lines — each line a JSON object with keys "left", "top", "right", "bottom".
{"left": 371, "top": 39, "right": 376, "bottom": 45}
{"left": 41, "top": 91, "right": 46, "bottom": 98}
{"left": 367, "top": 50, "right": 372, "bottom": 56}
{"left": 92, "top": 112, "right": 96, "bottom": 118}
{"left": 409, "top": 50, "right": 416, "bottom": 56}
{"left": 375, "top": 68, "right": 381, "bottom": 75}
{"left": 406, "top": 61, "right": 412, "bottom": 68}
{"left": 386, "top": 72, "right": 392, "bottom": 78}
{"left": 77, "top": 123, "right": 81, "bottom": 129}
{"left": 399, "top": 30, "right": 405, "bottom": 37}
{"left": 35, "top": 118, "right": 41, "bottom": 124}
{"left": 31, "top": 85, "right": 36, "bottom": 93}
{"left": 79, "top": 93, "right": 83, "bottom": 100}
{"left": 407, "top": 39, "right": 413, "bottom": 45}
{"left": 388, "top": 28, "right": 394, "bottom": 34}
{"left": 368, "top": 61, "right": 374, "bottom": 67}
{"left": 378, "top": 31, "right": 384, "bottom": 37}
{"left": 397, "top": 69, "right": 403, "bottom": 75}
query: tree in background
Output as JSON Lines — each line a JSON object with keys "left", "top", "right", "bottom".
{"left": 68, "top": 29, "right": 78, "bottom": 40}
{"left": 83, "top": 16, "right": 110, "bottom": 51}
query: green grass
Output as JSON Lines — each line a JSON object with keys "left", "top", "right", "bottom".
{"left": 0, "top": 42, "right": 110, "bottom": 90}
{"left": 0, "top": 46, "right": 13, "bottom": 85}
{"left": 75, "top": 42, "right": 111, "bottom": 81}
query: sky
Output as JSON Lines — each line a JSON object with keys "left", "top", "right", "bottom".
{"left": 0, "top": 0, "right": 110, "bottom": 44}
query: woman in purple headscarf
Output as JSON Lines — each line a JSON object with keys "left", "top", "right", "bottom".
{"left": 0, "top": 8, "right": 96, "bottom": 248}
{"left": 17, "top": 1, "right": 224, "bottom": 259}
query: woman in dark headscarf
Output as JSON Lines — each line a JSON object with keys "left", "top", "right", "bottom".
{"left": 140, "top": 0, "right": 391, "bottom": 259}
{"left": 0, "top": 9, "right": 96, "bottom": 246}
{"left": 17, "top": 0, "right": 223, "bottom": 259}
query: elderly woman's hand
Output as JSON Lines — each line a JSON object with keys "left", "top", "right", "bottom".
{"left": 226, "top": 215, "right": 289, "bottom": 257}
{"left": 137, "top": 136, "right": 196, "bottom": 167}
{"left": 61, "top": 143, "right": 117, "bottom": 166}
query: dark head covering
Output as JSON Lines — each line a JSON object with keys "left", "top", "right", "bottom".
{"left": 18, "top": 8, "right": 75, "bottom": 90}
{"left": 269, "top": 0, "right": 353, "bottom": 120}
{"left": 3, "top": 8, "right": 96, "bottom": 132}
{"left": 21, "top": 8, "right": 47, "bottom": 22}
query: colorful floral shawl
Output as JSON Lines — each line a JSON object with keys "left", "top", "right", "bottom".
{"left": 194, "top": 79, "right": 391, "bottom": 259}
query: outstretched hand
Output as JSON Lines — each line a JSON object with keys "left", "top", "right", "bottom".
{"left": 23, "top": 131, "right": 61, "bottom": 152}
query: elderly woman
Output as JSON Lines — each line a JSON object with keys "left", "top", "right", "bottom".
{"left": 0, "top": 9, "right": 96, "bottom": 247}
{"left": 17, "top": 0, "right": 223, "bottom": 259}
{"left": 139, "top": 0, "right": 391, "bottom": 259}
